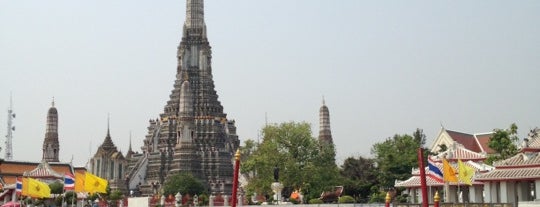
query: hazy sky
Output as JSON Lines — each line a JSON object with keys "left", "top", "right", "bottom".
{"left": 1, "top": 1, "right": 539, "bottom": 167}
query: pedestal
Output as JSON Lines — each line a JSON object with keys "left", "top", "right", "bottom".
{"left": 271, "top": 182, "right": 284, "bottom": 204}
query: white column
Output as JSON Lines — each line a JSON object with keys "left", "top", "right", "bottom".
{"left": 516, "top": 181, "right": 527, "bottom": 201}
{"left": 469, "top": 186, "right": 476, "bottom": 203}
{"left": 448, "top": 186, "right": 457, "bottom": 203}
{"left": 476, "top": 185, "right": 484, "bottom": 203}
{"left": 484, "top": 182, "right": 492, "bottom": 203}
{"left": 413, "top": 188, "right": 420, "bottom": 203}
{"left": 535, "top": 180, "right": 540, "bottom": 200}
{"left": 500, "top": 181, "right": 508, "bottom": 203}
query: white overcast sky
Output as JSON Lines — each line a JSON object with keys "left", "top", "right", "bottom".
{"left": 1, "top": 1, "right": 539, "bottom": 167}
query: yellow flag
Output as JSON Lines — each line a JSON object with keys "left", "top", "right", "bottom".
{"left": 458, "top": 159, "right": 475, "bottom": 185}
{"left": 74, "top": 173, "right": 86, "bottom": 193}
{"left": 84, "top": 172, "right": 108, "bottom": 194}
{"left": 442, "top": 158, "right": 458, "bottom": 182}
{"left": 26, "top": 178, "right": 51, "bottom": 198}
{"left": 21, "top": 178, "right": 29, "bottom": 196}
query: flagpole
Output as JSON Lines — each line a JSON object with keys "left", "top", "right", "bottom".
{"left": 417, "top": 148, "right": 428, "bottom": 207}
{"left": 62, "top": 174, "right": 66, "bottom": 207}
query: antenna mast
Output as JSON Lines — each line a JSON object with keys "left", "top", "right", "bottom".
{"left": 5, "top": 93, "right": 15, "bottom": 160}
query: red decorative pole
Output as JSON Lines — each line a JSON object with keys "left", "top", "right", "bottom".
{"left": 385, "top": 192, "right": 391, "bottom": 207}
{"left": 434, "top": 191, "right": 440, "bottom": 207}
{"left": 418, "top": 148, "right": 428, "bottom": 207}
{"left": 231, "top": 149, "right": 241, "bottom": 207}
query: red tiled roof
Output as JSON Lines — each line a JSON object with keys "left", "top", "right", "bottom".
{"left": 0, "top": 160, "right": 74, "bottom": 185}
{"left": 475, "top": 151, "right": 540, "bottom": 181}
{"left": 475, "top": 133, "right": 495, "bottom": 154}
{"left": 445, "top": 129, "right": 494, "bottom": 154}
{"left": 446, "top": 130, "right": 481, "bottom": 153}
{"left": 395, "top": 174, "right": 445, "bottom": 187}
{"left": 526, "top": 136, "right": 540, "bottom": 149}
{"left": 445, "top": 146, "right": 486, "bottom": 161}
{"left": 476, "top": 168, "right": 540, "bottom": 181}
{"left": 492, "top": 152, "right": 540, "bottom": 167}
{"left": 24, "top": 161, "right": 64, "bottom": 178}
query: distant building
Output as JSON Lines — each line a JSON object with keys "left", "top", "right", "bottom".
{"left": 476, "top": 127, "right": 540, "bottom": 204}
{"left": 0, "top": 160, "right": 75, "bottom": 202}
{"left": 395, "top": 127, "right": 495, "bottom": 203}
{"left": 88, "top": 121, "right": 127, "bottom": 193}
{"left": 318, "top": 98, "right": 333, "bottom": 145}
{"left": 0, "top": 101, "right": 82, "bottom": 203}
{"left": 42, "top": 100, "right": 60, "bottom": 162}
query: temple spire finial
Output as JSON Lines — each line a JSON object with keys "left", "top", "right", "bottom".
{"left": 52, "top": 97, "right": 55, "bottom": 107}
{"left": 322, "top": 95, "right": 325, "bottom": 105}
{"left": 107, "top": 113, "right": 110, "bottom": 137}
{"left": 129, "top": 131, "right": 133, "bottom": 151}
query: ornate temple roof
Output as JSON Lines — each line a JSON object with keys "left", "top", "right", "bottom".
{"left": 474, "top": 128, "right": 540, "bottom": 181}
{"left": 99, "top": 128, "right": 116, "bottom": 152}
{"left": 93, "top": 119, "right": 125, "bottom": 160}
{"left": 430, "top": 128, "right": 494, "bottom": 155}
{"left": 395, "top": 173, "right": 446, "bottom": 187}
{"left": 23, "top": 160, "right": 64, "bottom": 178}
{"left": 434, "top": 143, "right": 488, "bottom": 162}
{"left": 395, "top": 148, "right": 493, "bottom": 188}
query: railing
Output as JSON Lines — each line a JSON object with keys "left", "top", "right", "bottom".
{"left": 127, "top": 153, "right": 149, "bottom": 190}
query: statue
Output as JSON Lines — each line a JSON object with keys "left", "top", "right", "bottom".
{"left": 273, "top": 166, "right": 279, "bottom": 182}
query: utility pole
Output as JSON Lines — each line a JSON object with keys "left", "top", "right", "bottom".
{"left": 5, "top": 93, "right": 15, "bottom": 160}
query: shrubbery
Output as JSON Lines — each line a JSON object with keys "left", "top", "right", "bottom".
{"left": 308, "top": 198, "right": 323, "bottom": 204}
{"left": 338, "top": 195, "right": 356, "bottom": 203}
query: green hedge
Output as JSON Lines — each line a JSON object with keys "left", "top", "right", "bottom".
{"left": 338, "top": 195, "right": 356, "bottom": 203}
{"left": 308, "top": 198, "right": 323, "bottom": 204}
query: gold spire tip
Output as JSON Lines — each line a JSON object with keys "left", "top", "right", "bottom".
{"left": 235, "top": 149, "right": 241, "bottom": 160}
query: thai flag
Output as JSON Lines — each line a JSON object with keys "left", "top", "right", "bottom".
{"left": 64, "top": 173, "right": 75, "bottom": 191}
{"left": 427, "top": 157, "right": 444, "bottom": 183}
{"left": 15, "top": 177, "right": 22, "bottom": 195}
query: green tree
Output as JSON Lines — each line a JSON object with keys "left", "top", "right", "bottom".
{"left": 49, "top": 181, "right": 64, "bottom": 194}
{"left": 242, "top": 122, "right": 341, "bottom": 201}
{"left": 108, "top": 190, "right": 124, "bottom": 207}
{"left": 371, "top": 129, "right": 426, "bottom": 188}
{"left": 64, "top": 191, "right": 78, "bottom": 205}
{"left": 340, "top": 156, "right": 377, "bottom": 203}
{"left": 487, "top": 123, "right": 520, "bottom": 164}
{"left": 163, "top": 172, "right": 206, "bottom": 196}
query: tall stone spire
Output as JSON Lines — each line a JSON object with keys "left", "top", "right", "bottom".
{"left": 131, "top": 0, "right": 240, "bottom": 195}
{"left": 185, "top": 0, "right": 205, "bottom": 29}
{"left": 43, "top": 98, "right": 60, "bottom": 162}
{"left": 171, "top": 80, "right": 202, "bottom": 177}
{"left": 318, "top": 97, "right": 333, "bottom": 144}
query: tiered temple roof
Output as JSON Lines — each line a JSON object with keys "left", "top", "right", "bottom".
{"left": 430, "top": 128, "right": 494, "bottom": 155}
{"left": 395, "top": 145, "right": 493, "bottom": 188}
{"left": 476, "top": 128, "right": 540, "bottom": 181}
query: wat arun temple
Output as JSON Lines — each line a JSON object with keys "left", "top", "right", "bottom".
{"left": 125, "top": 0, "right": 240, "bottom": 195}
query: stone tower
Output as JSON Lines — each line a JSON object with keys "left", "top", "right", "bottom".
{"left": 42, "top": 99, "right": 60, "bottom": 162}
{"left": 126, "top": 0, "right": 239, "bottom": 195}
{"left": 318, "top": 98, "right": 333, "bottom": 144}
